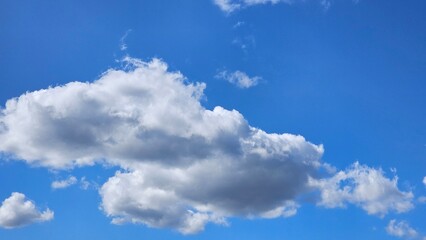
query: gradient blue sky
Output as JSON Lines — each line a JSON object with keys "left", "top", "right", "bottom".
{"left": 1, "top": 0, "right": 425, "bottom": 239}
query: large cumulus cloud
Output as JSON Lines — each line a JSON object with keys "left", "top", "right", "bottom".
{"left": 0, "top": 57, "right": 414, "bottom": 233}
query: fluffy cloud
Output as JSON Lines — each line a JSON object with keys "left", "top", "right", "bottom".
{"left": 0, "top": 57, "right": 323, "bottom": 233}
{"left": 423, "top": 176, "right": 426, "bottom": 186}
{"left": 386, "top": 219, "right": 418, "bottom": 239}
{"left": 0, "top": 58, "right": 208, "bottom": 168}
{"left": 0, "top": 192, "right": 53, "bottom": 229}
{"left": 0, "top": 57, "right": 414, "bottom": 233}
{"left": 310, "top": 162, "right": 414, "bottom": 216}
{"left": 99, "top": 131, "right": 315, "bottom": 233}
{"left": 51, "top": 176, "right": 77, "bottom": 189}
{"left": 216, "top": 70, "right": 260, "bottom": 88}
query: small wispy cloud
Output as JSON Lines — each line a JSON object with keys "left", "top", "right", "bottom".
{"left": 213, "top": 0, "right": 290, "bottom": 13}
{"left": 80, "top": 177, "right": 98, "bottom": 190}
{"left": 216, "top": 70, "right": 261, "bottom": 88}
{"left": 51, "top": 176, "right": 77, "bottom": 189}
{"left": 213, "top": 0, "right": 359, "bottom": 13}
{"left": 386, "top": 219, "right": 418, "bottom": 239}
{"left": 320, "top": 0, "right": 331, "bottom": 10}
{"left": 233, "top": 21, "right": 245, "bottom": 28}
{"left": 232, "top": 35, "right": 256, "bottom": 53}
{"left": 119, "top": 29, "right": 132, "bottom": 51}
{"left": 423, "top": 176, "right": 426, "bottom": 186}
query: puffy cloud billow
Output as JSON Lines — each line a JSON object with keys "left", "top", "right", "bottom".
{"left": 0, "top": 57, "right": 414, "bottom": 233}
{"left": 0, "top": 193, "right": 53, "bottom": 229}
{"left": 310, "top": 162, "right": 414, "bottom": 216}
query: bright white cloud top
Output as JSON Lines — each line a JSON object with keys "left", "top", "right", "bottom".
{"left": 0, "top": 193, "right": 53, "bottom": 229}
{"left": 0, "top": 57, "right": 415, "bottom": 233}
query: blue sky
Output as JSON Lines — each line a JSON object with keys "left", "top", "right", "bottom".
{"left": 0, "top": 0, "right": 425, "bottom": 239}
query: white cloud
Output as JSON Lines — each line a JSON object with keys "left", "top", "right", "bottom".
{"left": 0, "top": 57, "right": 415, "bottom": 233}
{"left": 0, "top": 57, "right": 324, "bottom": 233}
{"left": 418, "top": 196, "right": 426, "bottom": 204}
{"left": 51, "top": 176, "right": 77, "bottom": 189}
{"left": 99, "top": 129, "right": 323, "bottom": 233}
{"left": 99, "top": 130, "right": 319, "bottom": 233}
{"left": 79, "top": 177, "right": 98, "bottom": 190}
{"left": 320, "top": 0, "right": 331, "bottom": 10}
{"left": 259, "top": 201, "right": 299, "bottom": 218}
{"left": 212, "top": 0, "right": 359, "bottom": 13}
{"left": 310, "top": 162, "right": 414, "bottom": 216}
{"left": 0, "top": 58, "right": 206, "bottom": 168}
{"left": 423, "top": 176, "right": 426, "bottom": 186}
{"left": 80, "top": 177, "right": 90, "bottom": 190}
{"left": 232, "top": 35, "right": 256, "bottom": 52}
{"left": 213, "top": 0, "right": 241, "bottom": 13}
{"left": 386, "top": 219, "right": 418, "bottom": 239}
{"left": 216, "top": 70, "right": 260, "bottom": 88}
{"left": 0, "top": 192, "right": 53, "bottom": 229}
{"left": 233, "top": 21, "right": 245, "bottom": 28}
{"left": 213, "top": 0, "right": 290, "bottom": 13}
{"left": 100, "top": 170, "right": 228, "bottom": 234}
{"left": 119, "top": 29, "right": 132, "bottom": 51}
